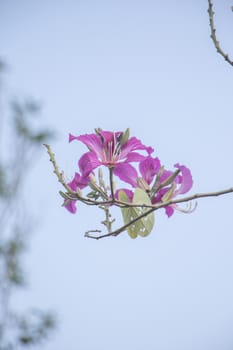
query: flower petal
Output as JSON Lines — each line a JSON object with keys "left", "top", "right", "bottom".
{"left": 174, "top": 163, "right": 193, "bottom": 195}
{"left": 76, "top": 133, "right": 104, "bottom": 159}
{"left": 115, "top": 188, "right": 134, "bottom": 202}
{"left": 152, "top": 187, "right": 167, "bottom": 203}
{"left": 121, "top": 137, "right": 154, "bottom": 159}
{"left": 100, "top": 130, "right": 122, "bottom": 143}
{"left": 69, "top": 133, "right": 79, "bottom": 143}
{"left": 78, "top": 152, "right": 101, "bottom": 175}
{"left": 67, "top": 172, "right": 89, "bottom": 191}
{"left": 165, "top": 205, "right": 174, "bottom": 217}
{"left": 159, "top": 169, "right": 173, "bottom": 184}
{"left": 125, "top": 152, "right": 148, "bottom": 163}
{"left": 139, "top": 156, "right": 161, "bottom": 185}
{"left": 64, "top": 199, "right": 77, "bottom": 214}
{"left": 114, "top": 163, "right": 138, "bottom": 187}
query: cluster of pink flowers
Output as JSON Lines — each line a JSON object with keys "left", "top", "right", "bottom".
{"left": 64, "top": 128, "right": 193, "bottom": 217}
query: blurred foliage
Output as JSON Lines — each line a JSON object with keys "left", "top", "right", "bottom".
{"left": 17, "top": 310, "right": 56, "bottom": 346}
{"left": 0, "top": 59, "right": 56, "bottom": 349}
{"left": 0, "top": 166, "right": 7, "bottom": 197}
{"left": 11, "top": 99, "right": 53, "bottom": 143}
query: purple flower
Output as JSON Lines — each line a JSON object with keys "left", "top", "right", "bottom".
{"left": 69, "top": 129, "right": 153, "bottom": 177}
{"left": 64, "top": 172, "right": 90, "bottom": 214}
{"left": 115, "top": 158, "right": 193, "bottom": 218}
{"left": 139, "top": 156, "right": 161, "bottom": 185}
{"left": 153, "top": 163, "right": 193, "bottom": 217}
{"left": 114, "top": 155, "right": 161, "bottom": 188}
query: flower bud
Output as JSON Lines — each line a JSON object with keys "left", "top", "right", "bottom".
{"left": 137, "top": 177, "right": 150, "bottom": 192}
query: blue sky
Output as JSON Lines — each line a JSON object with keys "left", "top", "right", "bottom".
{"left": 1, "top": 1, "right": 233, "bottom": 349}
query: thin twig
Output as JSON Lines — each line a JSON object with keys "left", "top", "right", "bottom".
{"left": 81, "top": 187, "right": 233, "bottom": 210}
{"left": 44, "top": 144, "right": 75, "bottom": 193}
{"left": 207, "top": 0, "right": 233, "bottom": 66}
{"left": 45, "top": 143, "right": 233, "bottom": 239}
{"left": 44, "top": 144, "right": 110, "bottom": 205}
{"left": 85, "top": 187, "right": 233, "bottom": 239}
{"left": 84, "top": 229, "right": 101, "bottom": 238}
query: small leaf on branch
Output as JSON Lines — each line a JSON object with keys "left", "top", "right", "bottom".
{"left": 119, "top": 188, "right": 155, "bottom": 239}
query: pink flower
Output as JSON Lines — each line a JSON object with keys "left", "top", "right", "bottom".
{"left": 64, "top": 172, "right": 90, "bottom": 213}
{"left": 153, "top": 163, "right": 193, "bottom": 217}
{"left": 115, "top": 159, "right": 193, "bottom": 218}
{"left": 69, "top": 129, "right": 153, "bottom": 177}
{"left": 114, "top": 155, "right": 161, "bottom": 188}
{"left": 139, "top": 156, "right": 161, "bottom": 185}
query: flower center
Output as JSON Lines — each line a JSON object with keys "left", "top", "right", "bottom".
{"left": 102, "top": 133, "right": 122, "bottom": 165}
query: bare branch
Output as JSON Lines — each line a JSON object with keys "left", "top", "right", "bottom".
{"left": 45, "top": 144, "right": 233, "bottom": 240}
{"left": 85, "top": 187, "right": 233, "bottom": 239}
{"left": 207, "top": 0, "right": 233, "bottom": 66}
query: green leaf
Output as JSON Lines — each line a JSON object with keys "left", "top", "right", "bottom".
{"left": 119, "top": 188, "right": 155, "bottom": 239}
{"left": 118, "top": 190, "right": 138, "bottom": 238}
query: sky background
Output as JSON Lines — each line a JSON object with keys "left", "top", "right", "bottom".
{"left": 1, "top": 0, "right": 233, "bottom": 349}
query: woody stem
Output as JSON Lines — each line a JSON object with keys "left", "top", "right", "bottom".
{"left": 109, "top": 167, "right": 115, "bottom": 200}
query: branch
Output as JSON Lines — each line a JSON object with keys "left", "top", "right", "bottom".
{"left": 85, "top": 187, "right": 233, "bottom": 239}
{"left": 207, "top": 0, "right": 233, "bottom": 66}
{"left": 44, "top": 144, "right": 111, "bottom": 206}
{"left": 109, "top": 167, "right": 115, "bottom": 200}
{"left": 44, "top": 143, "right": 233, "bottom": 240}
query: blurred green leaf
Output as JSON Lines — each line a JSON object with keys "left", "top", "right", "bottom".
{"left": 17, "top": 310, "right": 56, "bottom": 346}
{"left": 0, "top": 62, "right": 56, "bottom": 348}
{"left": 19, "top": 335, "right": 34, "bottom": 344}
{"left": 29, "top": 130, "right": 54, "bottom": 144}
{"left": 11, "top": 99, "right": 55, "bottom": 144}
{"left": 0, "top": 165, "right": 8, "bottom": 197}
